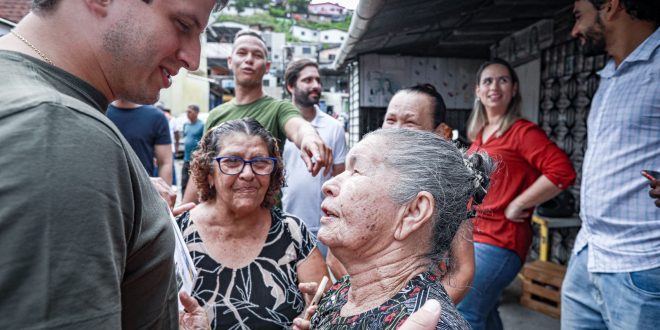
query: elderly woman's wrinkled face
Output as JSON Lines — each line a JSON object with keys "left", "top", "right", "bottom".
{"left": 210, "top": 133, "right": 271, "bottom": 213}
{"left": 319, "top": 135, "right": 401, "bottom": 255}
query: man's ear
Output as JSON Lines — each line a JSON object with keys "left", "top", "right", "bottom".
{"left": 602, "top": 0, "right": 623, "bottom": 21}
{"left": 286, "top": 83, "right": 294, "bottom": 95}
{"left": 394, "top": 191, "right": 435, "bottom": 241}
{"left": 433, "top": 123, "right": 452, "bottom": 140}
{"left": 227, "top": 55, "right": 233, "bottom": 68}
{"left": 84, "top": 0, "right": 111, "bottom": 17}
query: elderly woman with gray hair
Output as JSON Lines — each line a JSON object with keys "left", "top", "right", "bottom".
{"left": 293, "top": 128, "right": 492, "bottom": 330}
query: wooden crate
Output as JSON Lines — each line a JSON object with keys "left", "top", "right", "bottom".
{"left": 520, "top": 260, "right": 566, "bottom": 319}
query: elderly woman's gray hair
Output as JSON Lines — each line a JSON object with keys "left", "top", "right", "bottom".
{"left": 365, "top": 128, "right": 494, "bottom": 265}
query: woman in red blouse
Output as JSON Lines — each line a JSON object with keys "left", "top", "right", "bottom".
{"left": 456, "top": 58, "right": 576, "bottom": 330}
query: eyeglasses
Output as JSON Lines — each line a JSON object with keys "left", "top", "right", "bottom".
{"left": 215, "top": 156, "right": 277, "bottom": 176}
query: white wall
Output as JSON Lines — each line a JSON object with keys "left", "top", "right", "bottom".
{"left": 514, "top": 58, "right": 541, "bottom": 123}
{"left": 319, "top": 29, "right": 347, "bottom": 44}
{"left": 291, "top": 26, "right": 319, "bottom": 43}
{"left": 292, "top": 44, "right": 318, "bottom": 61}
{"left": 359, "top": 54, "right": 483, "bottom": 109}
{"left": 263, "top": 32, "right": 286, "bottom": 69}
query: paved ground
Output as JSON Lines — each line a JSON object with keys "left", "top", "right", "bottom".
{"left": 500, "top": 278, "right": 560, "bottom": 330}
{"left": 173, "top": 159, "right": 560, "bottom": 329}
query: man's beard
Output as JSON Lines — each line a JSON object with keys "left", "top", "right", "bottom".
{"left": 294, "top": 89, "right": 320, "bottom": 108}
{"left": 580, "top": 18, "right": 607, "bottom": 56}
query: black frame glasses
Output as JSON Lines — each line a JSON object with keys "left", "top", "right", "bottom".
{"left": 214, "top": 156, "right": 277, "bottom": 176}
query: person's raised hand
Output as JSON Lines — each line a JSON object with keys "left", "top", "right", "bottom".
{"left": 399, "top": 299, "right": 442, "bottom": 330}
{"left": 649, "top": 178, "right": 660, "bottom": 208}
{"left": 150, "top": 177, "right": 176, "bottom": 209}
{"left": 298, "top": 282, "right": 319, "bottom": 309}
{"left": 291, "top": 305, "right": 317, "bottom": 330}
{"left": 299, "top": 133, "right": 333, "bottom": 177}
{"left": 179, "top": 291, "right": 210, "bottom": 330}
{"left": 173, "top": 202, "right": 196, "bottom": 217}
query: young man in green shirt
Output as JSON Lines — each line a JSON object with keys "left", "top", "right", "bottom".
{"left": 182, "top": 30, "right": 333, "bottom": 204}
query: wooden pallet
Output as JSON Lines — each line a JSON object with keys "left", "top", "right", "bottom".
{"left": 520, "top": 260, "right": 566, "bottom": 319}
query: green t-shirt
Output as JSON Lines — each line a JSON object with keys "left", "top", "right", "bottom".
{"left": 205, "top": 95, "right": 301, "bottom": 146}
{"left": 0, "top": 51, "right": 177, "bottom": 329}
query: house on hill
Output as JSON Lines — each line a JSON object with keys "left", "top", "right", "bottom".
{"left": 0, "top": 0, "right": 31, "bottom": 36}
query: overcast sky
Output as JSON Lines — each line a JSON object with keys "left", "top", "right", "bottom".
{"left": 310, "top": 0, "right": 358, "bottom": 10}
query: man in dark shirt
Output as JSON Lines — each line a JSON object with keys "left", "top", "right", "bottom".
{"left": 0, "top": 0, "right": 227, "bottom": 328}
{"left": 108, "top": 100, "right": 173, "bottom": 184}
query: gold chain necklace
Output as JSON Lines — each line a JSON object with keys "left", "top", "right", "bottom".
{"left": 10, "top": 29, "right": 53, "bottom": 65}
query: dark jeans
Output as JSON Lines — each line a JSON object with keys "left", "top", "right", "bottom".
{"left": 181, "top": 161, "right": 191, "bottom": 196}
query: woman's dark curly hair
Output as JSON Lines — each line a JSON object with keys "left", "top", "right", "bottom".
{"left": 190, "top": 118, "right": 284, "bottom": 209}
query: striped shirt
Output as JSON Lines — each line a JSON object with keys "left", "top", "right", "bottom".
{"left": 575, "top": 27, "right": 660, "bottom": 272}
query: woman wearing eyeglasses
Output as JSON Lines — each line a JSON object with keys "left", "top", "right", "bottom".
{"left": 175, "top": 118, "right": 329, "bottom": 329}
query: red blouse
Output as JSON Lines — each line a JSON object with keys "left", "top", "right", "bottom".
{"left": 468, "top": 119, "right": 576, "bottom": 261}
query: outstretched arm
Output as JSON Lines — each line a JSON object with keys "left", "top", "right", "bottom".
{"left": 284, "top": 117, "right": 333, "bottom": 176}
{"left": 155, "top": 144, "right": 173, "bottom": 185}
{"left": 441, "top": 222, "right": 474, "bottom": 304}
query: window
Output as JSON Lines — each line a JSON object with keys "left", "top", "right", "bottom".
{"left": 340, "top": 36, "right": 345, "bottom": 41}
{"left": 263, "top": 79, "right": 270, "bottom": 87}
{"left": 302, "top": 47, "right": 311, "bottom": 54}
{"left": 324, "top": 36, "right": 329, "bottom": 40}
{"left": 329, "top": 54, "right": 336, "bottom": 60}
{"left": 274, "top": 54, "right": 279, "bottom": 59}
{"left": 301, "top": 31, "right": 305, "bottom": 36}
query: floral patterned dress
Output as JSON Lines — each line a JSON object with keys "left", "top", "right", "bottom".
{"left": 311, "top": 272, "right": 471, "bottom": 330}
{"left": 177, "top": 208, "right": 316, "bottom": 329}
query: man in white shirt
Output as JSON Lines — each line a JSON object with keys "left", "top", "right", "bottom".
{"left": 281, "top": 59, "right": 347, "bottom": 256}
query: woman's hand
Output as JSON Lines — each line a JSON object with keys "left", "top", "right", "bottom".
{"left": 292, "top": 281, "right": 321, "bottom": 329}
{"left": 150, "top": 177, "right": 177, "bottom": 209}
{"left": 400, "top": 299, "right": 442, "bottom": 330}
{"left": 504, "top": 200, "right": 529, "bottom": 222}
{"left": 292, "top": 305, "right": 317, "bottom": 330}
{"left": 179, "top": 291, "right": 210, "bottom": 330}
{"left": 173, "top": 202, "right": 196, "bottom": 217}
{"left": 291, "top": 300, "right": 442, "bottom": 330}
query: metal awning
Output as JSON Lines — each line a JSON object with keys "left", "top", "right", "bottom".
{"left": 334, "top": 0, "right": 573, "bottom": 68}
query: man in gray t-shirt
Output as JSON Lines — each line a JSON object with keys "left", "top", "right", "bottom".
{"left": 0, "top": 0, "right": 226, "bottom": 328}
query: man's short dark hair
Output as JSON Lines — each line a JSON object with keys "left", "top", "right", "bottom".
{"left": 283, "top": 59, "right": 319, "bottom": 95}
{"left": 188, "top": 105, "right": 200, "bottom": 113}
{"left": 31, "top": 0, "right": 59, "bottom": 12}
{"left": 400, "top": 84, "right": 447, "bottom": 128}
{"left": 233, "top": 30, "right": 269, "bottom": 57}
{"left": 587, "top": 0, "right": 660, "bottom": 24}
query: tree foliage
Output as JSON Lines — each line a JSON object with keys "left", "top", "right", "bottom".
{"left": 288, "top": 0, "right": 310, "bottom": 14}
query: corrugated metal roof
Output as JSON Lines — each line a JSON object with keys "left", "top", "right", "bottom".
{"left": 334, "top": 0, "right": 573, "bottom": 68}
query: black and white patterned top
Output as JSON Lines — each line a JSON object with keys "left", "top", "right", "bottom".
{"left": 176, "top": 208, "right": 317, "bottom": 329}
{"left": 311, "top": 272, "right": 471, "bottom": 330}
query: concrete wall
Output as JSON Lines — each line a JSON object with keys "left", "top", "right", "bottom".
{"left": 159, "top": 38, "right": 211, "bottom": 116}
{"left": 359, "top": 54, "right": 482, "bottom": 109}
{"left": 319, "top": 29, "right": 347, "bottom": 44}
{"left": 291, "top": 25, "right": 319, "bottom": 43}
{"left": 514, "top": 58, "right": 541, "bottom": 124}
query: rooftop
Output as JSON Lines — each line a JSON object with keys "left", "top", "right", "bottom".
{"left": 0, "top": 0, "right": 31, "bottom": 24}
